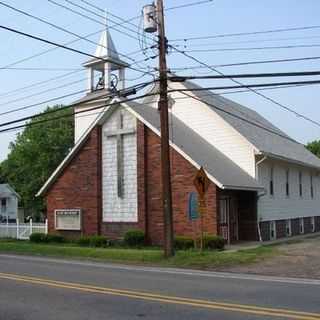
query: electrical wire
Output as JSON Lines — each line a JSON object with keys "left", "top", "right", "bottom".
{"left": 170, "top": 71, "right": 320, "bottom": 81}
{"left": 0, "top": 23, "right": 152, "bottom": 77}
{"left": 170, "top": 55, "right": 320, "bottom": 71}
{"left": 171, "top": 45, "right": 320, "bottom": 129}
{"left": 0, "top": 70, "right": 84, "bottom": 99}
{"left": 177, "top": 44, "right": 320, "bottom": 53}
{"left": 170, "top": 25, "right": 320, "bottom": 42}
{"left": 0, "top": 81, "right": 153, "bottom": 118}
{"left": 0, "top": 1, "right": 110, "bottom": 52}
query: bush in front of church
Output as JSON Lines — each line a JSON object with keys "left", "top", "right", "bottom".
{"left": 174, "top": 236, "right": 195, "bottom": 250}
{"left": 124, "top": 230, "right": 145, "bottom": 248}
{"left": 78, "top": 235, "right": 108, "bottom": 248}
{"left": 29, "top": 233, "right": 65, "bottom": 244}
{"left": 202, "top": 235, "right": 225, "bottom": 250}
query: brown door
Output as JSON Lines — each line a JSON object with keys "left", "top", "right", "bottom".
{"left": 219, "top": 197, "right": 239, "bottom": 244}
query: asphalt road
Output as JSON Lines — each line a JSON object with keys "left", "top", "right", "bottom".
{"left": 0, "top": 254, "right": 320, "bottom": 320}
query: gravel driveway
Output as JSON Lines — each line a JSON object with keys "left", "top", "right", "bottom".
{"left": 226, "top": 235, "right": 320, "bottom": 279}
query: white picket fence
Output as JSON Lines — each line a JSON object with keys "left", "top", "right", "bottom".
{"left": 0, "top": 219, "right": 48, "bottom": 240}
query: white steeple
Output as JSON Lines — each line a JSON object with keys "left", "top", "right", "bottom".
{"left": 83, "top": 13, "right": 129, "bottom": 93}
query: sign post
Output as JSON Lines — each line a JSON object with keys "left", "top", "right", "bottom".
{"left": 193, "top": 167, "right": 210, "bottom": 252}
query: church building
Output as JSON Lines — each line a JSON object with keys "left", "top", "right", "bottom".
{"left": 37, "top": 28, "right": 320, "bottom": 244}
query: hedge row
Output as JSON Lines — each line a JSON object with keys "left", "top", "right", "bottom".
{"left": 174, "top": 235, "right": 225, "bottom": 250}
{"left": 30, "top": 231, "right": 224, "bottom": 250}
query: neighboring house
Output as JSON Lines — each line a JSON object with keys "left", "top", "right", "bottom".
{"left": 0, "top": 184, "right": 20, "bottom": 223}
{"left": 36, "top": 28, "right": 320, "bottom": 244}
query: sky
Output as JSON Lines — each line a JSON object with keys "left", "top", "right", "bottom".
{"left": 1, "top": 0, "right": 320, "bottom": 161}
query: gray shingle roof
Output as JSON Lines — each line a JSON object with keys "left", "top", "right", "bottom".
{"left": 169, "top": 81, "right": 320, "bottom": 169}
{"left": 128, "top": 101, "right": 263, "bottom": 191}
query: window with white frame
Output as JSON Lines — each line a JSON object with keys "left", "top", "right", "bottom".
{"left": 310, "top": 174, "right": 314, "bottom": 199}
{"left": 1, "top": 198, "right": 6, "bottom": 213}
{"left": 285, "top": 219, "right": 292, "bottom": 237}
{"left": 270, "top": 221, "right": 276, "bottom": 240}
{"left": 286, "top": 169, "right": 290, "bottom": 197}
{"left": 270, "top": 166, "right": 274, "bottom": 196}
{"left": 299, "top": 172, "right": 303, "bottom": 198}
{"left": 311, "top": 217, "right": 315, "bottom": 233}
{"left": 299, "top": 218, "right": 304, "bottom": 234}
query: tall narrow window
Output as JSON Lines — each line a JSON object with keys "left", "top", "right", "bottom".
{"left": 286, "top": 169, "right": 290, "bottom": 197}
{"left": 299, "top": 171, "right": 303, "bottom": 197}
{"left": 270, "top": 166, "right": 274, "bottom": 196}
{"left": 310, "top": 174, "right": 314, "bottom": 199}
{"left": 0, "top": 198, "right": 6, "bottom": 213}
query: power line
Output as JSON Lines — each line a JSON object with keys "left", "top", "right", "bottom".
{"left": 0, "top": 23, "right": 151, "bottom": 76}
{"left": 0, "top": 82, "right": 155, "bottom": 132}
{"left": 173, "top": 35, "right": 320, "bottom": 48}
{"left": 0, "top": 89, "right": 87, "bottom": 117}
{"left": 0, "top": 70, "right": 83, "bottom": 99}
{"left": 171, "top": 45, "right": 320, "bottom": 129}
{"left": 170, "top": 25, "right": 320, "bottom": 42}
{"left": 170, "top": 56, "right": 320, "bottom": 71}
{"left": 176, "top": 90, "right": 299, "bottom": 143}
{"left": 0, "top": 76, "right": 88, "bottom": 108}
{"left": 0, "top": 80, "right": 155, "bottom": 123}
{"left": 170, "top": 71, "right": 320, "bottom": 81}
{"left": 165, "top": 0, "right": 214, "bottom": 11}
{"left": 0, "top": 67, "right": 82, "bottom": 71}
{"left": 0, "top": 1, "right": 109, "bottom": 52}
{"left": 170, "top": 82, "right": 319, "bottom": 99}
{"left": 178, "top": 44, "right": 320, "bottom": 53}
{"left": 48, "top": 0, "right": 142, "bottom": 43}
{"left": 0, "top": 83, "right": 306, "bottom": 144}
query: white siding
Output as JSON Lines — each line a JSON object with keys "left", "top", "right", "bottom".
{"left": 102, "top": 108, "right": 138, "bottom": 222}
{"left": 74, "top": 104, "right": 108, "bottom": 143}
{"left": 258, "top": 159, "right": 320, "bottom": 221}
{"left": 163, "top": 86, "right": 257, "bottom": 177}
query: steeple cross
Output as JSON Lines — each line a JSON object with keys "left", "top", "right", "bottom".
{"left": 104, "top": 111, "right": 136, "bottom": 198}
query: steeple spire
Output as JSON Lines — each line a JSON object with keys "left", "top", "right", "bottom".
{"left": 83, "top": 12, "right": 129, "bottom": 93}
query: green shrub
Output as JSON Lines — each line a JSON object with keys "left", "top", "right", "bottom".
{"left": 124, "top": 230, "right": 145, "bottom": 247}
{"left": 174, "top": 236, "right": 194, "bottom": 250}
{"left": 30, "top": 233, "right": 47, "bottom": 243}
{"left": 202, "top": 235, "right": 225, "bottom": 250}
{"left": 78, "top": 235, "right": 108, "bottom": 248}
{"left": 30, "top": 233, "right": 65, "bottom": 244}
{"left": 46, "top": 234, "right": 65, "bottom": 243}
{"left": 78, "top": 236, "right": 91, "bottom": 247}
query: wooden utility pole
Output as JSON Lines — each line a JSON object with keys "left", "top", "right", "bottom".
{"left": 157, "top": 0, "right": 174, "bottom": 257}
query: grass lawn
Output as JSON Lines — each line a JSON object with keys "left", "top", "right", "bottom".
{"left": 0, "top": 239, "right": 278, "bottom": 270}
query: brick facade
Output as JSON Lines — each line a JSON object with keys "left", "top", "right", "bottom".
{"left": 137, "top": 122, "right": 218, "bottom": 245}
{"left": 46, "top": 127, "right": 102, "bottom": 238}
{"left": 45, "top": 121, "right": 219, "bottom": 245}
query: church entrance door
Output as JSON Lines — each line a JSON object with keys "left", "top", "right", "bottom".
{"left": 219, "top": 197, "right": 239, "bottom": 244}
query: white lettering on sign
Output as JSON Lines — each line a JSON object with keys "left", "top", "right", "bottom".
{"left": 55, "top": 209, "right": 81, "bottom": 231}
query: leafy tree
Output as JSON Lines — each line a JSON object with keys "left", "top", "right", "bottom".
{"left": 306, "top": 140, "right": 320, "bottom": 158}
{"left": 0, "top": 105, "right": 74, "bottom": 221}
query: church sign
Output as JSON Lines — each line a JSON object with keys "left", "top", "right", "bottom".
{"left": 55, "top": 209, "right": 82, "bottom": 231}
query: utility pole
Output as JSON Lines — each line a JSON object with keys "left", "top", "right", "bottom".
{"left": 156, "top": 0, "right": 174, "bottom": 257}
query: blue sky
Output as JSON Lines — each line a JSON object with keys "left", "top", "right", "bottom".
{"left": 1, "top": 0, "right": 320, "bottom": 161}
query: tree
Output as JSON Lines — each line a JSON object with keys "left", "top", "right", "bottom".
{"left": 306, "top": 140, "right": 320, "bottom": 158}
{"left": 0, "top": 105, "right": 74, "bottom": 221}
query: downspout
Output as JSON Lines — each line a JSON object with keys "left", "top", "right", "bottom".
{"left": 255, "top": 155, "right": 267, "bottom": 242}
